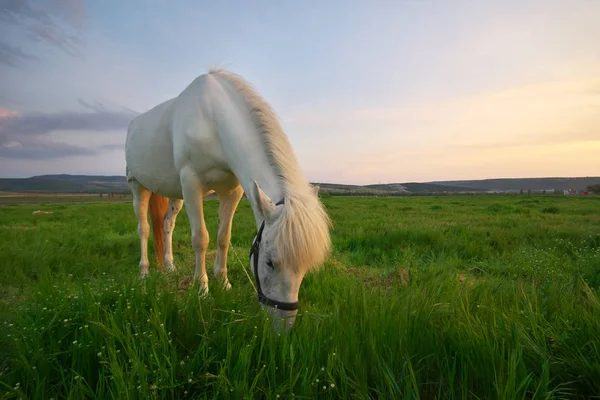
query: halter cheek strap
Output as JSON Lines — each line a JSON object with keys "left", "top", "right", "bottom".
{"left": 249, "top": 199, "right": 299, "bottom": 311}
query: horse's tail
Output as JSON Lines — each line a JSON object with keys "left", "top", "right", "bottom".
{"left": 149, "top": 192, "right": 169, "bottom": 269}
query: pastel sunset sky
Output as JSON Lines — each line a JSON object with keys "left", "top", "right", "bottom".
{"left": 1, "top": 0, "right": 599, "bottom": 184}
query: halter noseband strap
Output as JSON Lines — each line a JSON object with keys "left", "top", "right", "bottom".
{"left": 250, "top": 198, "right": 299, "bottom": 311}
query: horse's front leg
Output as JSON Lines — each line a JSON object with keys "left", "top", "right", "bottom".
{"left": 163, "top": 198, "right": 184, "bottom": 272}
{"left": 180, "top": 167, "right": 210, "bottom": 296}
{"left": 214, "top": 185, "right": 244, "bottom": 290}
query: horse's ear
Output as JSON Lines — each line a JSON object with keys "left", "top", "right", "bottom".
{"left": 310, "top": 184, "right": 320, "bottom": 197}
{"left": 251, "top": 180, "right": 276, "bottom": 220}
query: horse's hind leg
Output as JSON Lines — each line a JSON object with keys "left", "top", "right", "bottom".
{"left": 214, "top": 185, "right": 244, "bottom": 290}
{"left": 163, "top": 198, "right": 183, "bottom": 272}
{"left": 128, "top": 178, "right": 152, "bottom": 277}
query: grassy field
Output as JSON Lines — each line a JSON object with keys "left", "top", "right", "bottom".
{"left": 0, "top": 194, "right": 599, "bottom": 399}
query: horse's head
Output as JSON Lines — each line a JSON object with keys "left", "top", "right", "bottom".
{"left": 249, "top": 181, "right": 329, "bottom": 331}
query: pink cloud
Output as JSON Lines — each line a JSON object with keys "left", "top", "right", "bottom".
{"left": 0, "top": 108, "right": 20, "bottom": 118}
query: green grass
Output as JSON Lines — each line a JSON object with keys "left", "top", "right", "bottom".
{"left": 0, "top": 195, "right": 599, "bottom": 399}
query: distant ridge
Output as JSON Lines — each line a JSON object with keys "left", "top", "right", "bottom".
{"left": 0, "top": 174, "right": 598, "bottom": 195}
{"left": 428, "top": 177, "right": 600, "bottom": 192}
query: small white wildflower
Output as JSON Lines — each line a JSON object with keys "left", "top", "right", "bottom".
{"left": 188, "top": 378, "right": 192, "bottom": 383}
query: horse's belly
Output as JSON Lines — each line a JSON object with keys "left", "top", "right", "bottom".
{"left": 126, "top": 128, "right": 183, "bottom": 199}
{"left": 137, "top": 169, "right": 183, "bottom": 199}
{"left": 202, "top": 168, "right": 240, "bottom": 193}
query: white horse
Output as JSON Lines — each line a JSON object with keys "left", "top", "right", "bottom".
{"left": 124, "top": 69, "right": 331, "bottom": 329}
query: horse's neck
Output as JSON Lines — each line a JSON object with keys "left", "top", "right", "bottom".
{"left": 208, "top": 72, "right": 305, "bottom": 228}
{"left": 212, "top": 108, "right": 284, "bottom": 228}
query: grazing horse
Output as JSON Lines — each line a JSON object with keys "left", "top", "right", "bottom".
{"left": 124, "top": 69, "right": 331, "bottom": 329}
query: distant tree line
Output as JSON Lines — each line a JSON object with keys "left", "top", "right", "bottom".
{"left": 588, "top": 185, "right": 600, "bottom": 194}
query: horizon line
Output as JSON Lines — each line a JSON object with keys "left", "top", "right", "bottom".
{"left": 1, "top": 172, "right": 599, "bottom": 186}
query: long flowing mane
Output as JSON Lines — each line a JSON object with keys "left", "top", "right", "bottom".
{"left": 208, "top": 68, "right": 331, "bottom": 273}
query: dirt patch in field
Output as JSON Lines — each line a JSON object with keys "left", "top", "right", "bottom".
{"left": 1, "top": 225, "right": 36, "bottom": 231}
{"left": 347, "top": 267, "right": 412, "bottom": 291}
{"left": 457, "top": 273, "right": 475, "bottom": 287}
{"left": 178, "top": 276, "right": 194, "bottom": 292}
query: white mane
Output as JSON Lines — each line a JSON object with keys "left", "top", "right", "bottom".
{"left": 208, "top": 68, "right": 332, "bottom": 273}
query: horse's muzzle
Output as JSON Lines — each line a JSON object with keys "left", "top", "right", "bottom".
{"left": 262, "top": 304, "right": 298, "bottom": 332}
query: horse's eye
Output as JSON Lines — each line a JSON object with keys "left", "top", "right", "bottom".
{"left": 266, "top": 260, "right": 274, "bottom": 269}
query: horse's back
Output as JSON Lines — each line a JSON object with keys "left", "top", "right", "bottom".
{"left": 126, "top": 72, "right": 241, "bottom": 197}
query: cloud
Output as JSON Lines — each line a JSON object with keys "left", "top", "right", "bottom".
{"left": 0, "top": 107, "right": 19, "bottom": 118}
{"left": 45, "top": 0, "right": 86, "bottom": 30}
{"left": 26, "top": 21, "right": 82, "bottom": 56}
{"left": 0, "top": 102, "right": 138, "bottom": 159}
{"left": 0, "top": 0, "right": 85, "bottom": 59}
{"left": 0, "top": 138, "right": 99, "bottom": 160}
{"left": 0, "top": 40, "right": 38, "bottom": 67}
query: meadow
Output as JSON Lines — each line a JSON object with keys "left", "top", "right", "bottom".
{"left": 0, "top": 194, "right": 599, "bottom": 399}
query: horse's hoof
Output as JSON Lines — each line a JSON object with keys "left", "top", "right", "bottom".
{"left": 198, "top": 286, "right": 210, "bottom": 298}
{"left": 165, "top": 263, "right": 177, "bottom": 273}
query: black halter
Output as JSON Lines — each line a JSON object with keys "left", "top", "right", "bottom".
{"left": 250, "top": 199, "right": 299, "bottom": 311}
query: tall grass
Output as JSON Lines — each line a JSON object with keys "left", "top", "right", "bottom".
{"left": 0, "top": 195, "right": 599, "bottom": 398}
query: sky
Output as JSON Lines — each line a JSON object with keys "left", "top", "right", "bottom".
{"left": 1, "top": 0, "right": 599, "bottom": 184}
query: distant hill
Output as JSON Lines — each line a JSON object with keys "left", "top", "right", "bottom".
{"left": 0, "top": 174, "right": 598, "bottom": 195}
{"left": 365, "top": 182, "right": 486, "bottom": 193}
{"left": 428, "top": 177, "right": 600, "bottom": 192}
{"left": 0, "top": 175, "right": 129, "bottom": 194}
